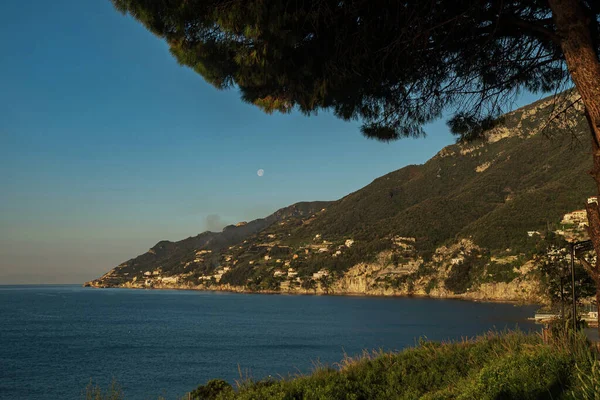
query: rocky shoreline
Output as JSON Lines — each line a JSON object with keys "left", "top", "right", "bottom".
{"left": 84, "top": 279, "right": 544, "bottom": 305}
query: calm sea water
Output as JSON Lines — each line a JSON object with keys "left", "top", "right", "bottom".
{"left": 0, "top": 285, "right": 539, "bottom": 399}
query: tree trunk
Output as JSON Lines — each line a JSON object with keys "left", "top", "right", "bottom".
{"left": 585, "top": 190, "right": 600, "bottom": 333}
{"left": 549, "top": 0, "right": 600, "bottom": 332}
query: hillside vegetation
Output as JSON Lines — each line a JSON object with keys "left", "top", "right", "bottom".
{"left": 87, "top": 93, "right": 596, "bottom": 303}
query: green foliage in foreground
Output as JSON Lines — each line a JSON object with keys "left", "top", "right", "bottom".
{"left": 82, "top": 330, "right": 600, "bottom": 400}
{"left": 83, "top": 379, "right": 124, "bottom": 400}
{"left": 190, "top": 330, "right": 599, "bottom": 400}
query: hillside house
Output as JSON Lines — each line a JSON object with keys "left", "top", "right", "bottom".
{"left": 345, "top": 239, "right": 354, "bottom": 247}
{"left": 312, "top": 269, "right": 329, "bottom": 279}
{"left": 527, "top": 231, "right": 541, "bottom": 237}
{"left": 273, "top": 270, "right": 285, "bottom": 277}
{"left": 562, "top": 210, "right": 587, "bottom": 225}
{"left": 287, "top": 268, "right": 298, "bottom": 277}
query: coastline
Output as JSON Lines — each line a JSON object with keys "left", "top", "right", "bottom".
{"left": 83, "top": 282, "right": 542, "bottom": 306}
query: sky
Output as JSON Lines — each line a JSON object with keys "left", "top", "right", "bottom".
{"left": 0, "top": 0, "right": 545, "bottom": 284}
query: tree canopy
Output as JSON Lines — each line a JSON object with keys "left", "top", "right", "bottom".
{"left": 111, "top": 0, "right": 599, "bottom": 141}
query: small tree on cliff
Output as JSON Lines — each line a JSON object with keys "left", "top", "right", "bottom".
{"left": 539, "top": 239, "right": 596, "bottom": 314}
{"left": 111, "top": 0, "right": 600, "bottom": 321}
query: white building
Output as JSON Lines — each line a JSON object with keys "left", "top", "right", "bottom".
{"left": 287, "top": 268, "right": 298, "bottom": 278}
{"left": 312, "top": 269, "right": 329, "bottom": 279}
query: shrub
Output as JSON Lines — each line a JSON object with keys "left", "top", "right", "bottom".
{"left": 82, "top": 379, "right": 123, "bottom": 400}
{"left": 84, "top": 331, "right": 599, "bottom": 400}
{"left": 424, "top": 279, "right": 437, "bottom": 294}
{"left": 217, "top": 331, "right": 591, "bottom": 400}
{"left": 461, "top": 351, "right": 571, "bottom": 399}
{"left": 190, "top": 379, "right": 233, "bottom": 400}
{"left": 569, "top": 357, "right": 600, "bottom": 400}
{"left": 444, "top": 255, "right": 487, "bottom": 294}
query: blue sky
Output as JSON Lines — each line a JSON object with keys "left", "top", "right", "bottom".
{"left": 0, "top": 0, "right": 544, "bottom": 284}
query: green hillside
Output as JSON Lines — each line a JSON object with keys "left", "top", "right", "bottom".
{"left": 88, "top": 93, "right": 596, "bottom": 301}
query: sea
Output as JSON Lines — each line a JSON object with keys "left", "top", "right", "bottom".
{"left": 0, "top": 285, "right": 539, "bottom": 399}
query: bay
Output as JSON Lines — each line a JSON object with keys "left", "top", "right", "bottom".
{"left": 0, "top": 285, "right": 538, "bottom": 399}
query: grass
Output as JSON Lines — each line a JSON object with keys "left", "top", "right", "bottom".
{"left": 82, "top": 379, "right": 124, "bottom": 400}
{"left": 84, "top": 328, "right": 600, "bottom": 400}
{"left": 189, "top": 328, "right": 599, "bottom": 400}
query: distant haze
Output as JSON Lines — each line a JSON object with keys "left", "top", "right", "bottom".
{"left": 205, "top": 214, "right": 228, "bottom": 232}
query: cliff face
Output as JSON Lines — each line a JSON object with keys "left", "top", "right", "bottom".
{"left": 87, "top": 92, "right": 593, "bottom": 304}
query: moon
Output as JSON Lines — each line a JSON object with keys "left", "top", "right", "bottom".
{"left": 257, "top": 169, "right": 264, "bottom": 177}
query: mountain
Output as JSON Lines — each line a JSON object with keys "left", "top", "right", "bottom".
{"left": 86, "top": 201, "right": 331, "bottom": 287}
{"left": 87, "top": 93, "right": 595, "bottom": 302}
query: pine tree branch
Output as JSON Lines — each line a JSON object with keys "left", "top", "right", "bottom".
{"left": 499, "top": 16, "right": 560, "bottom": 44}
